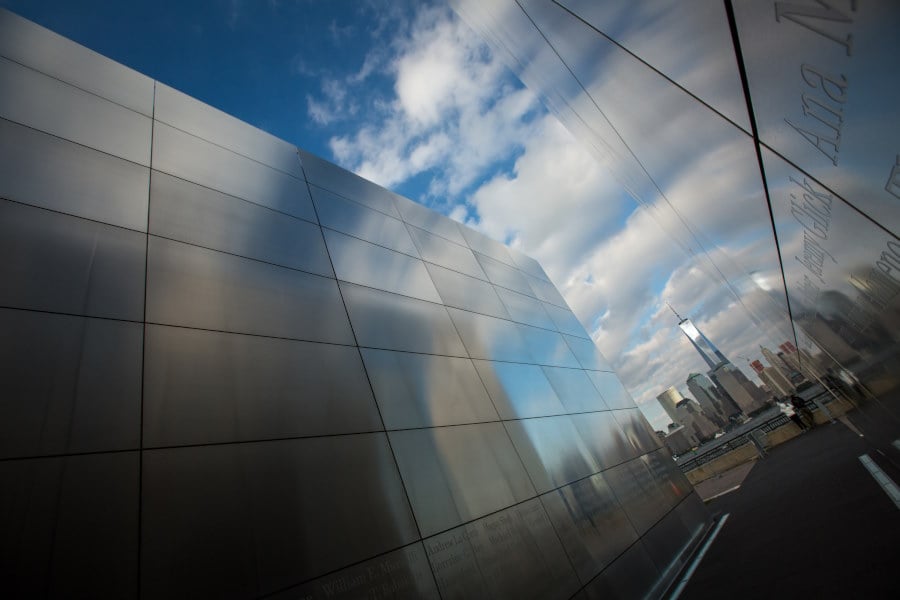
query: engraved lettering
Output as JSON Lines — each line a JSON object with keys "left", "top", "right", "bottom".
{"left": 775, "top": 0, "right": 855, "bottom": 55}
{"left": 800, "top": 64, "right": 848, "bottom": 102}
{"left": 801, "top": 93, "right": 843, "bottom": 130}
{"left": 885, "top": 155, "right": 900, "bottom": 199}
{"left": 785, "top": 118, "right": 840, "bottom": 165}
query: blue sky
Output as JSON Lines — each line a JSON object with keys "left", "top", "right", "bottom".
{"left": 3, "top": 0, "right": 786, "bottom": 431}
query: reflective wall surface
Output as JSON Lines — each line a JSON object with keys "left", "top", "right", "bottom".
{"left": 453, "top": 0, "right": 900, "bottom": 418}
{"left": 0, "top": 8, "right": 709, "bottom": 599}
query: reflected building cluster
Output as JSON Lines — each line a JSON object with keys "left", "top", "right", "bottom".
{"left": 452, "top": 1, "right": 900, "bottom": 427}
{"left": 0, "top": 9, "right": 710, "bottom": 599}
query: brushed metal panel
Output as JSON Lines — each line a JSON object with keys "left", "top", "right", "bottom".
{"left": 509, "top": 247, "right": 550, "bottom": 282}
{"left": 407, "top": 224, "right": 486, "bottom": 279}
{"left": 587, "top": 371, "right": 635, "bottom": 409}
{"left": 640, "top": 495, "right": 706, "bottom": 582}
{"left": 541, "top": 366, "right": 609, "bottom": 414}
{"left": 0, "top": 8, "right": 153, "bottom": 115}
{"left": 146, "top": 236, "right": 353, "bottom": 344}
{"left": 0, "top": 57, "right": 151, "bottom": 164}
{"left": 312, "top": 185, "right": 419, "bottom": 256}
{"left": 582, "top": 540, "right": 661, "bottom": 600}
{"left": 543, "top": 302, "right": 590, "bottom": 338}
{"left": 324, "top": 229, "right": 441, "bottom": 302}
{"left": 527, "top": 274, "right": 569, "bottom": 307}
{"left": 519, "top": 324, "right": 580, "bottom": 367}
{"left": 460, "top": 226, "right": 514, "bottom": 265}
{"left": 0, "top": 309, "right": 141, "bottom": 459}
{"left": 476, "top": 252, "right": 535, "bottom": 296}
{"left": 570, "top": 411, "right": 636, "bottom": 470}
{"left": 0, "top": 452, "right": 139, "bottom": 598}
{"left": 504, "top": 415, "right": 599, "bottom": 493}
{"left": 154, "top": 83, "right": 303, "bottom": 177}
{"left": 389, "top": 422, "right": 535, "bottom": 537}
{"left": 496, "top": 286, "right": 555, "bottom": 330}
{"left": 141, "top": 434, "right": 419, "bottom": 598}
{"left": 567, "top": 335, "right": 613, "bottom": 372}
{"left": 644, "top": 448, "right": 692, "bottom": 501}
{"left": 0, "top": 118, "right": 149, "bottom": 231}
{"left": 473, "top": 360, "right": 567, "bottom": 419}
{"left": 558, "top": 0, "right": 750, "bottom": 129}
{"left": 298, "top": 149, "right": 401, "bottom": 218}
{"left": 143, "top": 325, "right": 382, "bottom": 447}
{"left": 732, "top": 1, "right": 900, "bottom": 232}
{"left": 540, "top": 472, "right": 638, "bottom": 582}
{"left": 603, "top": 456, "right": 669, "bottom": 536}
{"left": 425, "top": 262, "right": 509, "bottom": 319}
{"left": 0, "top": 200, "right": 146, "bottom": 321}
{"left": 393, "top": 194, "right": 467, "bottom": 245}
{"left": 613, "top": 408, "right": 662, "bottom": 455}
{"left": 361, "top": 349, "right": 498, "bottom": 429}
{"left": 340, "top": 282, "right": 468, "bottom": 356}
{"left": 150, "top": 171, "right": 332, "bottom": 276}
{"left": 267, "top": 542, "right": 440, "bottom": 600}
{"left": 446, "top": 307, "right": 531, "bottom": 363}
{"left": 152, "top": 122, "right": 316, "bottom": 222}
{"left": 425, "top": 497, "right": 579, "bottom": 599}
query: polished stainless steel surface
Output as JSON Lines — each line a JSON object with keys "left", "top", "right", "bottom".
{"left": 587, "top": 370, "right": 639, "bottom": 410}
{"left": 393, "top": 193, "right": 467, "bottom": 246}
{"left": 0, "top": 56, "right": 151, "bottom": 165}
{"left": 496, "top": 285, "right": 556, "bottom": 329}
{"left": 570, "top": 337, "right": 615, "bottom": 372}
{"left": 0, "top": 200, "right": 146, "bottom": 320}
{"left": 424, "top": 497, "right": 580, "bottom": 599}
{"left": 0, "top": 9, "right": 153, "bottom": 115}
{"left": 571, "top": 411, "right": 636, "bottom": 470}
{"left": 267, "top": 543, "right": 440, "bottom": 600}
{"left": 509, "top": 246, "right": 551, "bottom": 282}
{"left": 543, "top": 302, "right": 591, "bottom": 338}
{"left": 542, "top": 366, "right": 609, "bottom": 413}
{"left": 152, "top": 122, "right": 317, "bottom": 223}
{"left": 447, "top": 307, "right": 532, "bottom": 362}
{"left": 143, "top": 325, "right": 382, "bottom": 446}
{"left": 0, "top": 118, "right": 150, "bottom": 231}
{"left": 557, "top": 0, "right": 750, "bottom": 129}
{"left": 519, "top": 324, "right": 581, "bottom": 368}
{"left": 299, "top": 149, "right": 402, "bottom": 218}
{"left": 154, "top": 82, "right": 304, "bottom": 178}
{"left": 733, "top": 1, "right": 900, "bottom": 233}
{"left": 312, "top": 185, "right": 419, "bottom": 256}
{"left": 1, "top": 11, "right": 718, "bottom": 597}
{"left": 389, "top": 422, "right": 535, "bottom": 536}
{"left": 141, "top": 434, "right": 419, "bottom": 597}
{"left": 323, "top": 228, "right": 442, "bottom": 302}
{"left": 504, "top": 415, "right": 599, "bottom": 493}
{"left": 540, "top": 472, "right": 639, "bottom": 582}
{"left": 341, "top": 282, "right": 468, "bottom": 356}
{"left": 146, "top": 236, "right": 354, "bottom": 344}
{"left": 407, "top": 223, "right": 486, "bottom": 280}
{"left": 526, "top": 273, "right": 570, "bottom": 307}
{"left": 460, "top": 226, "right": 515, "bottom": 266}
{"left": 476, "top": 251, "right": 536, "bottom": 297}
{"left": 0, "top": 452, "right": 140, "bottom": 598}
{"left": 473, "top": 360, "right": 567, "bottom": 419}
{"left": 0, "top": 309, "right": 142, "bottom": 459}
{"left": 425, "top": 262, "right": 510, "bottom": 319}
{"left": 362, "top": 349, "right": 499, "bottom": 429}
{"left": 582, "top": 540, "right": 661, "bottom": 600}
{"left": 150, "top": 171, "right": 333, "bottom": 276}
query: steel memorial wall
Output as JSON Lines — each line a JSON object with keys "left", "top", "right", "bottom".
{"left": 452, "top": 0, "right": 900, "bottom": 403}
{"left": 0, "top": 9, "right": 708, "bottom": 599}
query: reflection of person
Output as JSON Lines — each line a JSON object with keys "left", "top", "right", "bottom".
{"left": 790, "top": 394, "right": 815, "bottom": 429}
{"left": 779, "top": 400, "right": 807, "bottom": 432}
